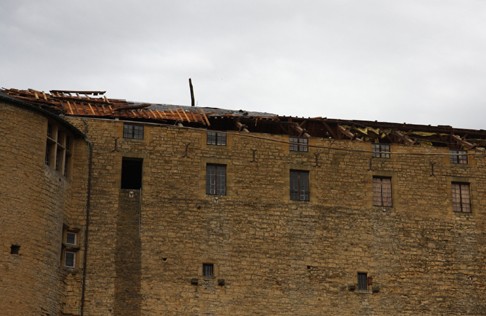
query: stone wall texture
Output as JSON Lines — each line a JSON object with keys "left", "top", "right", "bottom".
{"left": 69, "top": 117, "right": 486, "bottom": 316}
{"left": 0, "top": 102, "right": 89, "bottom": 315}
{"left": 2, "top": 99, "right": 486, "bottom": 315}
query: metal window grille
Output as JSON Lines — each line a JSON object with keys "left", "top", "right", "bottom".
{"left": 450, "top": 150, "right": 468, "bottom": 164}
{"left": 289, "top": 137, "right": 308, "bottom": 152}
{"left": 289, "top": 136, "right": 308, "bottom": 152}
{"left": 372, "top": 143, "right": 390, "bottom": 158}
{"left": 207, "top": 131, "right": 227, "bottom": 145}
{"left": 206, "top": 164, "right": 226, "bottom": 195}
{"left": 123, "top": 124, "right": 144, "bottom": 139}
{"left": 357, "top": 272, "right": 368, "bottom": 291}
{"left": 373, "top": 177, "right": 392, "bottom": 207}
{"left": 290, "top": 170, "right": 310, "bottom": 201}
{"left": 203, "top": 263, "right": 214, "bottom": 278}
{"left": 452, "top": 182, "right": 471, "bottom": 212}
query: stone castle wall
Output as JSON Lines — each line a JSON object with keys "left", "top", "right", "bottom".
{"left": 67, "top": 116, "right": 486, "bottom": 315}
{"left": 0, "top": 102, "right": 88, "bottom": 315}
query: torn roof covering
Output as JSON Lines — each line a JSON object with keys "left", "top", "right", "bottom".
{"left": 2, "top": 88, "right": 486, "bottom": 148}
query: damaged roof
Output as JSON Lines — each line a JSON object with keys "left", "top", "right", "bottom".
{"left": 2, "top": 88, "right": 486, "bottom": 149}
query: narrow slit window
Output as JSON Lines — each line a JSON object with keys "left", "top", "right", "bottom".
{"left": 452, "top": 182, "right": 471, "bottom": 212}
{"left": 121, "top": 157, "right": 143, "bottom": 189}
{"left": 373, "top": 176, "right": 392, "bottom": 207}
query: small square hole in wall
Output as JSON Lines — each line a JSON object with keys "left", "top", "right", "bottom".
{"left": 10, "top": 244, "right": 20, "bottom": 254}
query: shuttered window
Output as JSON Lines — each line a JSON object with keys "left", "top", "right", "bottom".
{"left": 373, "top": 177, "right": 392, "bottom": 207}
{"left": 290, "top": 170, "right": 310, "bottom": 201}
{"left": 452, "top": 182, "right": 471, "bottom": 212}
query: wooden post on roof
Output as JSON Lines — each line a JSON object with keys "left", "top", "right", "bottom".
{"left": 189, "top": 78, "right": 195, "bottom": 107}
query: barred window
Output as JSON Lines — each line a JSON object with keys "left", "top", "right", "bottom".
{"left": 357, "top": 272, "right": 368, "bottom": 291}
{"left": 289, "top": 137, "right": 308, "bottom": 152}
{"left": 207, "top": 131, "right": 227, "bottom": 146}
{"left": 450, "top": 150, "right": 468, "bottom": 164}
{"left": 203, "top": 263, "right": 214, "bottom": 278}
{"left": 290, "top": 170, "right": 310, "bottom": 201}
{"left": 452, "top": 182, "right": 471, "bottom": 212}
{"left": 372, "top": 143, "right": 390, "bottom": 158}
{"left": 123, "top": 123, "right": 144, "bottom": 140}
{"left": 373, "top": 177, "right": 392, "bottom": 207}
{"left": 206, "top": 164, "right": 226, "bottom": 195}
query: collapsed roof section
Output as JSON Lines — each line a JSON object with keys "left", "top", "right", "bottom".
{"left": 2, "top": 88, "right": 486, "bottom": 149}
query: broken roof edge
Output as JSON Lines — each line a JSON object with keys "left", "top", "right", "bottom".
{"left": 2, "top": 88, "right": 486, "bottom": 144}
{"left": 0, "top": 91, "right": 86, "bottom": 139}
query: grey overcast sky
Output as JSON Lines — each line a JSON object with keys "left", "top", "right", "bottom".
{"left": 1, "top": 0, "right": 486, "bottom": 129}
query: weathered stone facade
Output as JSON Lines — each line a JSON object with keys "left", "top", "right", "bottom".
{"left": 1, "top": 90, "right": 486, "bottom": 315}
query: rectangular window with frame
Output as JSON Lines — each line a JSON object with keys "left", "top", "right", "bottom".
{"left": 452, "top": 182, "right": 471, "bottom": 213}
{"left": 450, "top": 150, "right": 468, "bottom": 164}
{"left": 64, "top": 251, "right": 76, "bottom": 268}
{"left": 207, "top": 131, "right": 227, "bottom": 146}
{"left": 203, "top": 263, "right": 214, "bottom": 278}
{"left": 45, "top": 122, "right": 72, "bottom": 176}
{"left": 372, "top": 143, "right": 390, "bottom": 158}
{"left": 123, "top": 123, "right": 144, "bottom": 140}
{"left": 290, "top": 170, "right": 310, "bottom": 201}
{"left": 289, "top": 136, "right": 308, "bottom": 152}
{"left": 357, "top": 272, "right": 368, "bottom": 291}
{"left": 206, "top": 164, "right": 226, "bottom": 195}
{"left": 373, "top": 176, "right": 392, "bottom": 207}
{"left": 65, "top": 231, "right": 77, "bottom": 246}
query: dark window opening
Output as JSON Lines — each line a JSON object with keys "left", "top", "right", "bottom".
{"left": 207, "top": 131, "right": 227, "bottom": 146}
{"left": 290, "top": 170, "right": 310, "bottom": 201}
{"left": 10, "top": 244, "right": 20, "bottom": 254}
{"left": 206, "top": 164, "right": 226, "bottom": 195}
{"left": 290, "top": 137, "right": 308, "bottom": 152}
{"left": 372, "top": 143, "right": 390, "bottom": 158}
{"left": 357, "top": 272, "right": 368, "bottom": 291}
{"left": 123, "top": 123, "right": 144, "bottom": 140}
{"left": 203, "top": 263, "right": 214, "bottom": 278}
{"left": 121, "top": 157, "right": 143, "bottom": 189}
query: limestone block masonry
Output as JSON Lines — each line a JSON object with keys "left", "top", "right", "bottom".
{"left": 1, "top": 91, "right": 486, "bottom": 315}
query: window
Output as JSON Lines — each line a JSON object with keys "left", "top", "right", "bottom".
{"left": 123, "top": 123, "right": 144, "bottom": 140}
{"left": 207, "top": 131, "right": 227, "bottom": 146}
{"left": 66, "top": 232, "right": 77, "bottom": 246}
{"left": 289, "top": 136, "right": 308, "bottom": 152}
{"left": 206, "top": 164, "right": 226, "bottom": 195}
{"left": 45, "top": 122, "right": 73, "bottom": 176}
{"left": 357, "top": 272, "right": 368, "bottom": 291}
{"left": 290, "top": 170, "right": 310, "bottom": 201}
{"left": 452, "top": 182, "right": 471, "bottom": 212}
{"left": 372, "top": 143, "right": 390, "bottom": 158}
{"left": 64, "top": 251, "right": 76, "bottom": 268}
{"left": 10, "top": 244, "right": 20, "bottom": 255}
{"left": 373, "top": 177, "right": 392, "bottom": 207}
{"left": 121, "top": 157, "right": 143, "bottom": 189}
{"left": 62, "top": 229, "right": 79, "bottom": 268}
{"left": 450, "top": 150, "right": 468, "bottom": 164}
{"left": 203, "top": 263, "right": 214, "bottom": 278}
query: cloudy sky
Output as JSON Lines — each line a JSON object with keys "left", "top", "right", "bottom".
{"left": 1, "top": 0, "right": 486, "bottom": 129}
